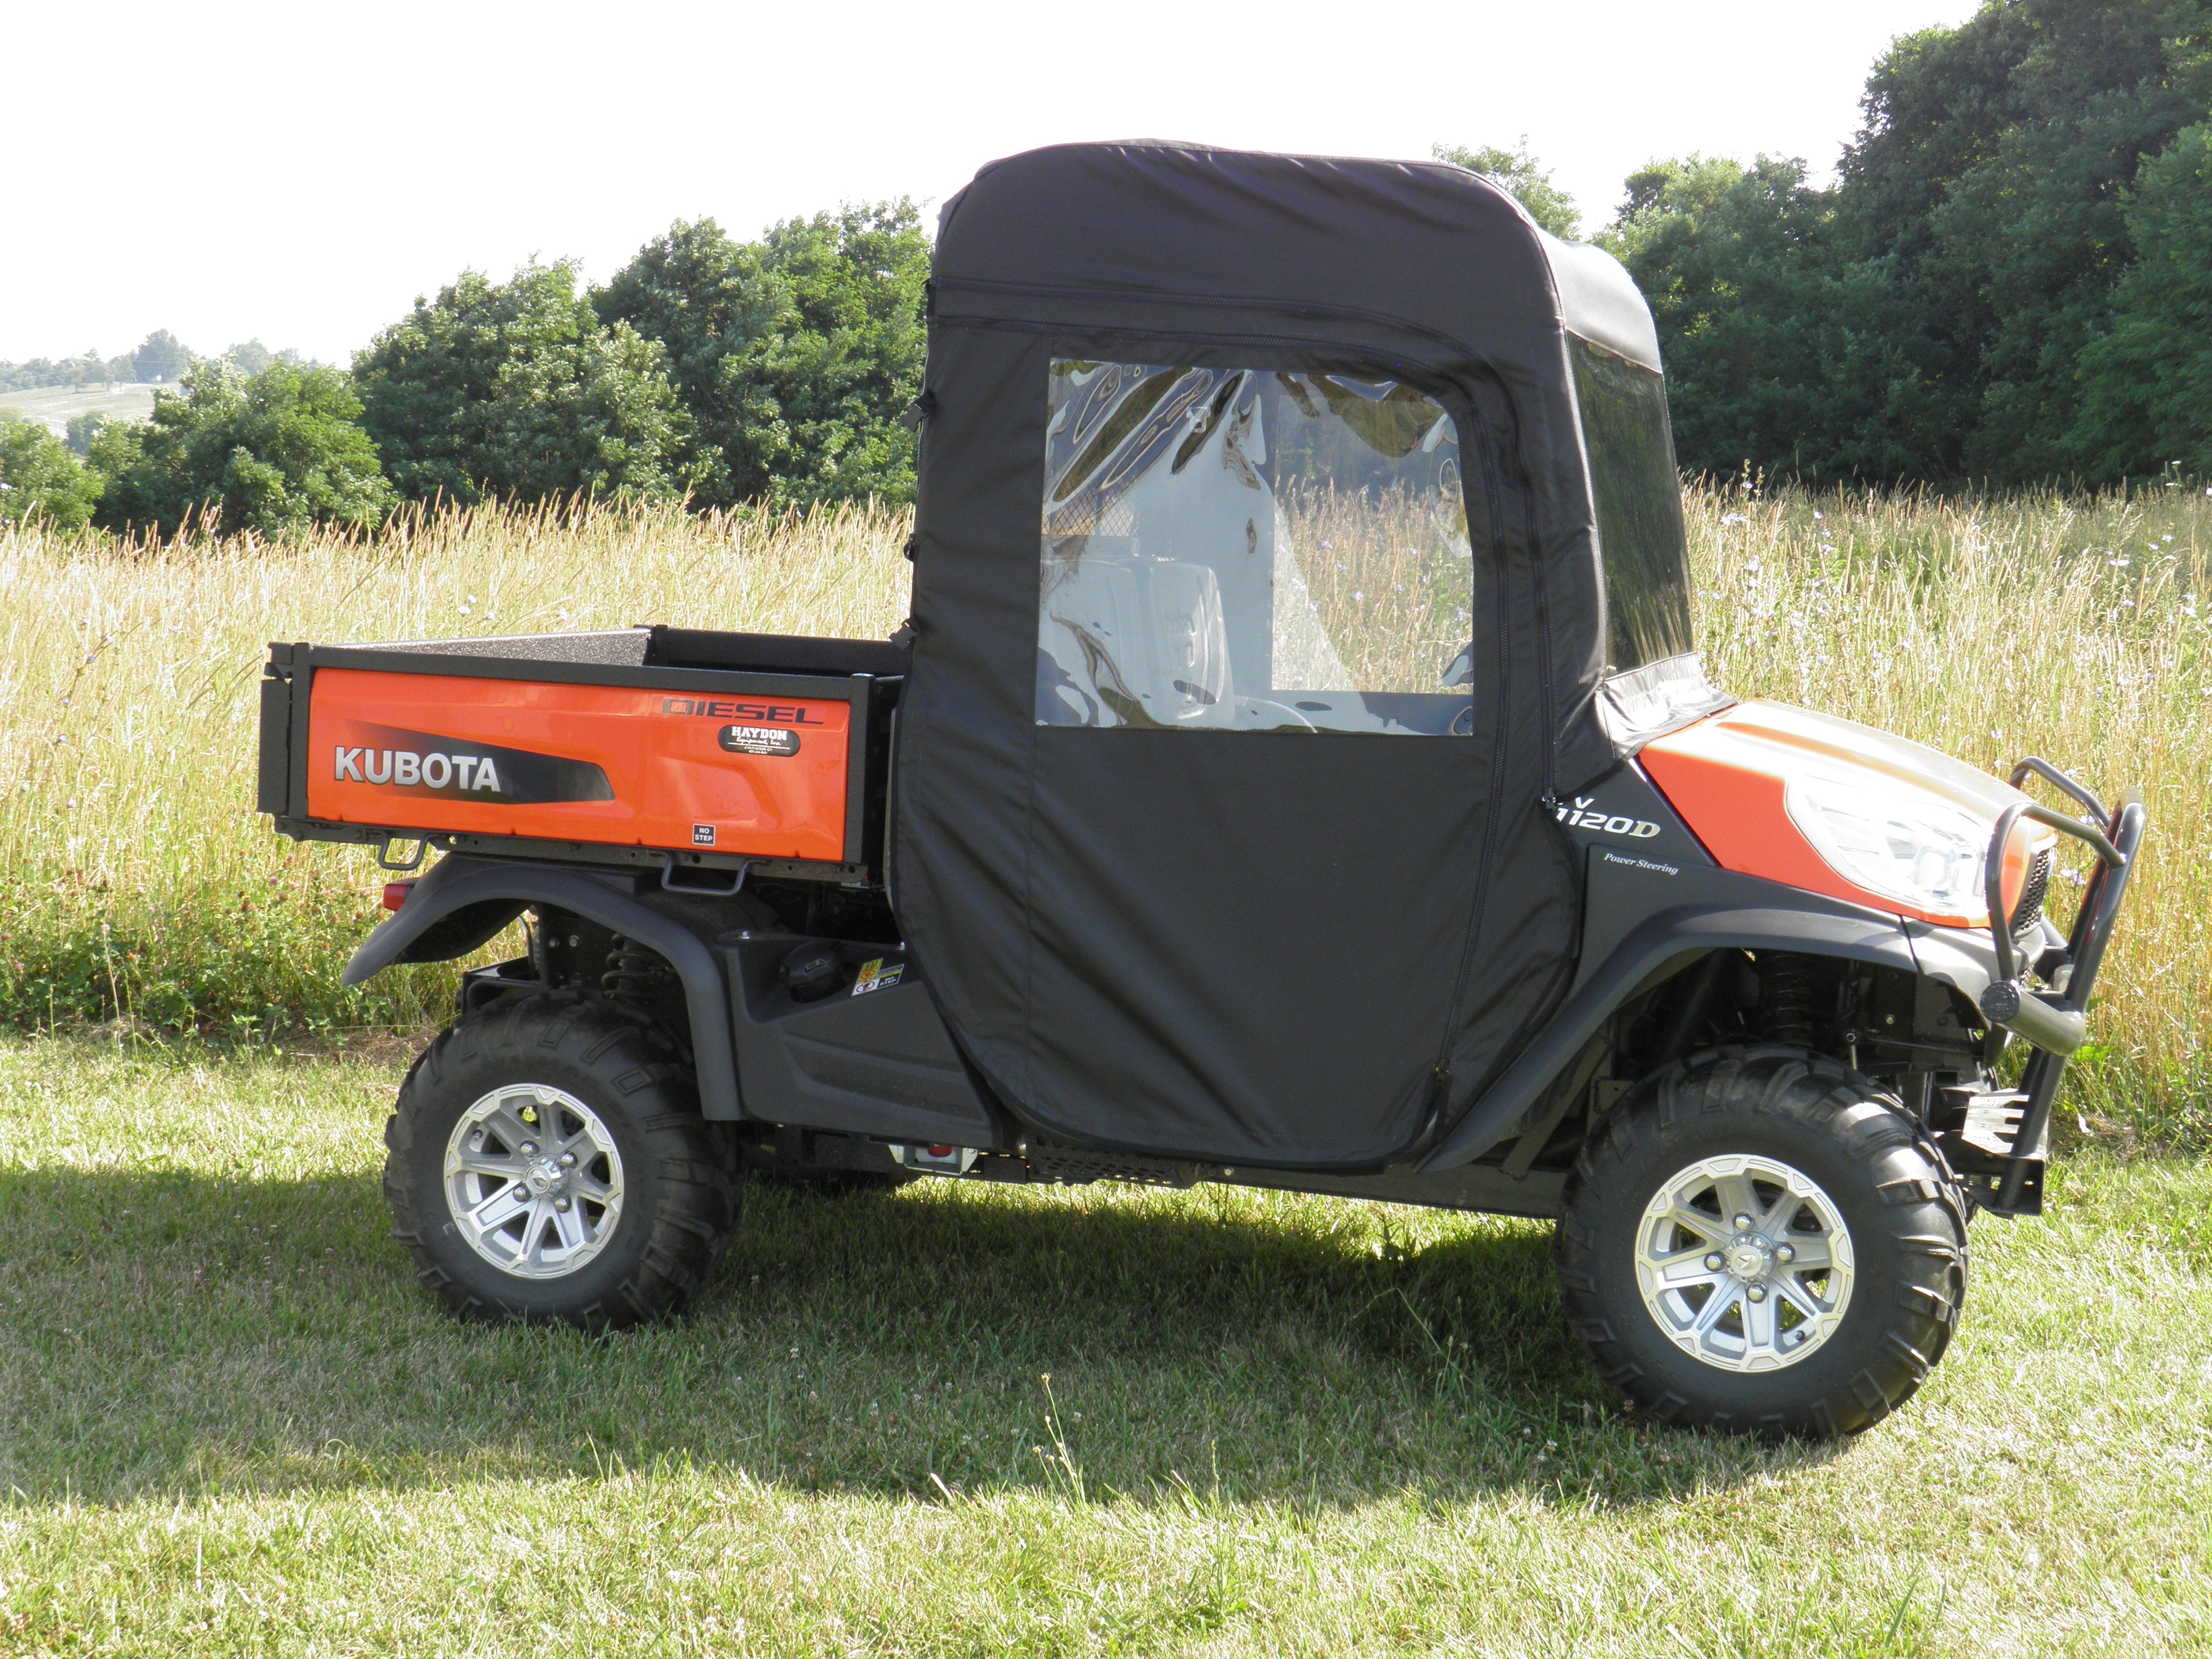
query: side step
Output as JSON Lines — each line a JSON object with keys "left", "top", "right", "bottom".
{"left": 1020, "top": 1138, "right": 1205, "bottom": 1189}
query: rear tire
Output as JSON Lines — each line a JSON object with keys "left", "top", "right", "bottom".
{"left": 383, "top": 990, "right": 741, "bottom": 1331}
{"left": 1556, "top": 1046, "right": 1969, "bottom": 1438}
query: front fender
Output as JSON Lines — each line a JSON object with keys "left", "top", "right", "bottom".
{"left": 343, "top": 854, "right": 741, "bottom": 1119}
{"left": 1420, "top": 899, "right": 1923, "bottom": 1172}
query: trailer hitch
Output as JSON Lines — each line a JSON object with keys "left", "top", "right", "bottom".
{"left": 1974, "top": 760, "right": 2146, "bottom": 1214}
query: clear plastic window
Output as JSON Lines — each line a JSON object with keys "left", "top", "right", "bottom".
{"left": 1037, "top": 361, "right": 1476, "bottom": 735}
{"left": 1569, "top": 335, "right": 1694, "bottom": 672}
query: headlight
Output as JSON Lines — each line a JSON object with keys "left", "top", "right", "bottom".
{"left": 1785, "top": 776, "right": 1990, "bottom": 919}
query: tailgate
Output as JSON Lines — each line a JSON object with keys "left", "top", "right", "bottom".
{"left": 258, "top": 637, "right": 888, "bottom": 875}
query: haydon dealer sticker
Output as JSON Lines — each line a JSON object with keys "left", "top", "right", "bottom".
{"left": 718, "top": 724, "right": 802, "bottom": 758}
{"left": 330, "top": 723, "right": 614, "bottom": 804}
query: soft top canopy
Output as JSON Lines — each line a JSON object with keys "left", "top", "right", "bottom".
{"left": 937, "top": 140, "right": 1660, "bottom": 373}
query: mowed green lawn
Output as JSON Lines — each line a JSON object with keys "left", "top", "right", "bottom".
{"left": 0, "top": 1037, "right": 2206, "bottom": 1656}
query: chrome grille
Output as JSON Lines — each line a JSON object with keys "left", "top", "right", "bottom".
{"left": 2011, "top": 847, "right": 2054, "bottom": 936}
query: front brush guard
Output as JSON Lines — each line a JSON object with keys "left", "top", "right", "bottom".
{"left": 1973, "top": 759, "right": 2148, "bottom": 1213}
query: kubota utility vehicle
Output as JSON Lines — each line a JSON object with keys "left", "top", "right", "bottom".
{"left": 258, "top": 143, "right": 2144, "bottom": 1437}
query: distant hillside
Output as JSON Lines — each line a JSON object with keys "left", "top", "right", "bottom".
{"left": 0, "top": 382, "right": 165, "bottom": 437}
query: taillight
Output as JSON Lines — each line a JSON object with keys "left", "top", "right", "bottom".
{"left": 382, "top": 882, "right": 414, "bottom": 912}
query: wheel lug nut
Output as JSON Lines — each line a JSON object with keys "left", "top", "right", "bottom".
{"left": 520, "top": 1142, "right": 538, "bottom": 1156}
{"left": 560, "top": 1152, "right": 577, "bottom": 1168}
{"left": 1776, "top": 1243, "right": 1795, "bottom": 1263}
{"left": 1704, "top": 1253, "right": 1725, "bottom": 1272}
{"left": 1733, "top": 1214, "right": 1752, "bottom": 1231}
{"left": 1747, "top": 1284, "right": 1768, "bottom": 1303}
{"left": 555, "top": 1197, "right": 571, "bottom": 1211}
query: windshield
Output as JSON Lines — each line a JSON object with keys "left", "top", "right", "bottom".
{"left": 1569, "top": 335, "right": 1693, "bottom": 672}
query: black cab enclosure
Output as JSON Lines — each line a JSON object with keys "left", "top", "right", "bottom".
{"left": 896, "top": 141, "right": 1723, "bottom": 1174}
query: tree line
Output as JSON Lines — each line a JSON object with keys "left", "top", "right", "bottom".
{"left": 2, "top": 0, "right": 2207, "bottom": 536}
{"left": 1595, "top": 0, "right": 2212, "bottom": 487}
{"left": 0, "top": 203, "right": 929, "bottom": 536}
{"left": 0, "top": 330, "right": 194, "bottom": 394}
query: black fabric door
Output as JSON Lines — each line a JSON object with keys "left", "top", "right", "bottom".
{"left": 895, "top": 326, "right": 1568, "bottom": 1168}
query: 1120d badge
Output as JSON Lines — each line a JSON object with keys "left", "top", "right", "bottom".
{"left": 1554, "top": 795, "right": 1662, "bottom": 839}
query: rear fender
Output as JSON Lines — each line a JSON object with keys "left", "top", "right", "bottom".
{"left": 343, "top": 854, "right": 741, "bottom": 1119}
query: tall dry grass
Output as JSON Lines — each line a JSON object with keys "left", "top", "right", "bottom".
{"left": 0, "top": 498, "right": 912, "bottom": 1038}
{"left": 1279, "top": 482, "right": 1473, "bottom": 693}
{"left": 1688, "top": 482, "right": 2210, "bottom": 1141}
{"left": 0, "top": 485, "right": 2203, "bottom": 1137}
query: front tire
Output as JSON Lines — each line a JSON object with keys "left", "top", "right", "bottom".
{"left": 383, "top": 991, "right": 741, "bottom": 1330}
{"left": 1556, "top": 1047, "right": 1969, "bottom": 1438}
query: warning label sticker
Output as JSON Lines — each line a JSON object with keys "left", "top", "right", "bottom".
{"left": 851, "top": 957, "right": 905, "bottom": 996}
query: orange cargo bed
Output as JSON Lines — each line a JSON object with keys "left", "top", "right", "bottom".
{"left": 258, "top": 628, "right": 903, "bottom": 880}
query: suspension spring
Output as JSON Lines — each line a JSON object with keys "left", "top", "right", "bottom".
{"left": 1759, "top": 952, "right": 1819, "bottom": 1047}
{"left": 602, "top": 936, "right": 670, "bottom": 1003}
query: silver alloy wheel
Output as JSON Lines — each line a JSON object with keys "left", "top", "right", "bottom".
{"left": 1633, "top": 1152, "right": 1856, "bottom": 1372}
{"left": 443, "top": 1083, "right": 625, "bottom": 1280}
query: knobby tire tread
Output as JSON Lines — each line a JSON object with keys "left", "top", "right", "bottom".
{"left": 383, "top": 989, "right": 740, "bottom": 1332}
{"left": 1556, "top": 1045, "right": 1970, "bottom": 1439}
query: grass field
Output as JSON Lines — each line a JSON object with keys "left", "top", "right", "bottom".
{"left": 1, "top": 1037, "right": 2208, "bottom": 1655}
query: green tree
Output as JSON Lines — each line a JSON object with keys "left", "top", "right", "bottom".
{"left": 131, "top": 329, "right": 194, "bottom": 383}
{"left": 2070, "top": 121, "right": 2212, "bottom": 476}
{"left": 63, "top": 410, "right": 112, "bottom": 458}
{"left": 92, "top": 359, "right": 394, "bottom": 537}
{"left": 354, "top": 262, "right": 688, "bottom": 506}
{"left": 224, "top": 339, "right": 275, "bottom": 375}
{"left": 1600, "top": 156, "right": 1836, "bottom": 479}
{"left": 1600, "top": 0, "right": 2212, "bottom": 485}
{"left": 1835, "top": 0, "right": 2212, "bottom": 479}
{"left": 589, "top": 220, "right": 790, "bottom": 509}
{"left": 1433, "top": 140, "right": 1582, "bottom": 239}
{"left": 0, "top": 416, "right": 103, "bottom": 530}
{"left": 595, "top": 201, "right": 930, "bottom": 509}
{"left": 0, "top": 351, "right": 115, "bottom": 392}
{"left": 1597, "top": 155, "right": 1935, "bottom": 481}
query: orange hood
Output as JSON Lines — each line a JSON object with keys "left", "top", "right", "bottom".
{"left": 1639, "top": 701, "right": 2045, "bottom": 929}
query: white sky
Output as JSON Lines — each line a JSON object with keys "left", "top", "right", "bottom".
{"left": 4, "top": 0, "right": 1982, "bottom": 367}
